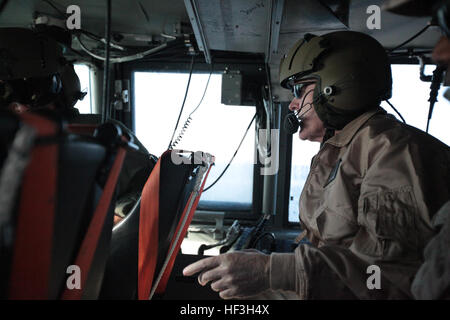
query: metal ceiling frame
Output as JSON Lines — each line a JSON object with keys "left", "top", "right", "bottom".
{"left": 184, "top": 0, "right": 285, "bottom": 64}
{"left": 184, "top": 0, "right": 212, "bottom": 64}
{"left": 265, "top": 0, "right": 285, "bottom": 64}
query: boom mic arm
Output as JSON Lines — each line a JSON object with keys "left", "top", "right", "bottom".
{"left": 284, "top": 110, "right": 301, "bottom": 134}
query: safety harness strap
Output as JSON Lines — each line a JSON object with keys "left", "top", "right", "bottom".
{"left": 8, "top": 113, "right": 59, "bottom": 299}
{"left": 137, "top": 151, "right": 164, "bottom": 300}
{"left": 61, "top": 146, "right": 126, "bottom": 300}
{"left": 67, "top": 123, "right": 98, "bottom": 136}
{"left": 153, "top": 162, "right": 213, "bottom": 296}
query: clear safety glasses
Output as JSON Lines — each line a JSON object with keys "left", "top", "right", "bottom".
{"left": 291, "top": 81, "right": 315, "bottom": 99}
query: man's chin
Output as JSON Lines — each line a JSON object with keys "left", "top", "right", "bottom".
{"left": 298, "top": 131, "right": 308, "bottom": 141}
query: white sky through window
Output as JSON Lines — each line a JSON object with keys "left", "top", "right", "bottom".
{"left": 73, "top": 64, "right": 91, "bottom": 114}
{"left": 134, "top": 72, "right": 255, "bottom": 204}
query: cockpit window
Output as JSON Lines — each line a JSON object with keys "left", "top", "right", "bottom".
{"left": 73, "top": 64, "right": 91, "bottom": 114}
{"left": 134, "top": 72, "right": 255, "bottom": 208}
{"left": 381, "top": 64, "right": 450, "bottom": 146}
{"left": 289, "top": 139, "right": 319, "bottom": 223}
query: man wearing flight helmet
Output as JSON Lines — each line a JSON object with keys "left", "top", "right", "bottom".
{"left": 57, "top": 62, "right": 157, "bottom": 224}
{"left": 184, "top": 30, "right": 450, "bottom": 300}
{"left": 0, "top": 27, "right": 156, "bottom": 225}
{"left": 0, "top": 28, "right": 65, "bottom": 113}
{"left": 383, "top": 0, "right": 450, "bottom": 300}
{"left": 57, "top": 64, "right": 88, "bottom": 113}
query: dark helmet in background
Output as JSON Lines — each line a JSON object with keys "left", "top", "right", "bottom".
{"left": 58, "top": 64, "right": 87, "bottom": 109}
{"left": 383, "top": 0, "right": 450, "bottom": 36}
{"left": 279, "top": 31, "right": 392, "bottom": 130}
{"left": 0, "top": 27, "right": 65, "bottom": 108}
{"left": 382, "top": 0, "right": 437, "bottom": 16}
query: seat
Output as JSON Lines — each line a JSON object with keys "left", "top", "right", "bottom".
{"left": 67, "top": 117, "right": 158, "bottom": 221}
{"left": 0, "top": 110, "right": 128, "bottom": 299}
{"left": 66, "top": 113, "right": 102, "bottom": 136}
{"left": 99, "top": 150, "right": 214, "bottom": 300}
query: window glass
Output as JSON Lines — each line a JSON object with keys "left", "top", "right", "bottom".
{"left": 134, "top": 72, "right": 255, "bottom": 206}
{"left": 73, "top": 64, "right": 91, "bottom": 114}
{"left": 288, "top": 64, "right": 450, "bottom": 223}
{"left": 289, "top": 139, "right": 319, "bottom": 223}
{"left": 381, "top": 64, "right": 450, "bottom": 146}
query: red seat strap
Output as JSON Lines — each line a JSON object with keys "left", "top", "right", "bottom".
{"left": 153, "top": 163, "right": 213, "bottom": 297}
{"left": 67, "top": 123, "right": 98, "bottom": 136}
{"left": 61, "top": 146, "right": 126, "bottom": 300}
{"left": 9, "top": 113, "right": 59, "bottom": 299}
{"left": 137, "top": 153, "right": 164, "bottom": 300}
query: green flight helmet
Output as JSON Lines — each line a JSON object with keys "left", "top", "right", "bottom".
{"left": 59, "top": 64, "right": 87, "bottom": 108}
{"left": 279, "top": 31, "right": 392, "bottom": 130}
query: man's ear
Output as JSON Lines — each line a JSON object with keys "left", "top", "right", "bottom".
{"left": 8, "top": 102, "right": 29, "bottom": 113}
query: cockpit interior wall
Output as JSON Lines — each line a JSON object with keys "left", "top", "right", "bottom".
{"left": 0, "top": 0, "right": 449, "bottom": 305}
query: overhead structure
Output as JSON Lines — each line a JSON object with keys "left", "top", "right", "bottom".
{"left": 184, "top": 0, "right": 285, "bottom": 64}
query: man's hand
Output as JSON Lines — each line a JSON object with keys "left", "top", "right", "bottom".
{"left": 432, "top": 36, "right": 450, "bottom": 65}
{"left": 182, "top": 250, "right": 270, "bottom": 299}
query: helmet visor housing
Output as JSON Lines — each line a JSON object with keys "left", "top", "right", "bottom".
{"left": 279, "top": 31, "right": 392, "bottom": 129}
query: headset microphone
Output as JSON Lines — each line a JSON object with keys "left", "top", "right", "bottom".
{"left": 284, "top": 110, "right": 302, "bottom": 134}
{"left": 283, "top": 88, "right": 317, "bottom": 135}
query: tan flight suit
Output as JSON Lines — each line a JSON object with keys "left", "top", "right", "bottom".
{"left": 269, "top": 107, "right": 450, "bottom": 299}
{"left": 411, "top": 200, "right": 450, "bottom": 299}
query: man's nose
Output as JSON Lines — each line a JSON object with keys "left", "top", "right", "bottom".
{"left": 289, "top": 98, "right": 301, "bottom": 112}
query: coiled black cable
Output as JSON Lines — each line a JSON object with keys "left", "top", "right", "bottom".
{"left": 170, "top": 116, "right": 192, "bottom": 149}
{"left": 167, "top": 56, "right": 195, "bottom": 150}
{"left": 170, "top": 67, "right": 213, "bottom": 149}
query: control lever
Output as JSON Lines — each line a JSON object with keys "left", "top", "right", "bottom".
{"left": 426, "top": 65, "right": 445, "bottom": 132}
{"left": 197, "top": 220, "right": 242, "bottom": 256}
{"left": 232, "top": 213, "right": 272, "bottom": 251}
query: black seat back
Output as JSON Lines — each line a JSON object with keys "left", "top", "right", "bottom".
{"left": 0, "top": 110, "right": 119, "bottom": 299}
{"left": 99, "top": 150, "right": 214, "bottom": 300}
